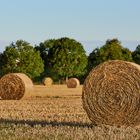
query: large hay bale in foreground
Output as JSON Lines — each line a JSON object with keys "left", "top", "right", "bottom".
{"left": 82, "top": 60, "right": 140, "bottom": 127}
{"left": 42, "top": 77, "right": 53, "bottom": 86}
{"left": 67, "top": 78, "right": 80, "bottom": 88}
{"left": 0, "top": 73, "right": 33, "bottom": 100}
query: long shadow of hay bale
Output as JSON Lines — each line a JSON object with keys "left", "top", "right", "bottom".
{"left": 0, "top": 118, "right": 94, "bottom": 128}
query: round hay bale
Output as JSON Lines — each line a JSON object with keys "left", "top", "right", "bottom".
{"left": 82, "top": 60, "right": 140, "bottom": 127}
{"left": 42, "top": 77, "right": 53, "bottom": 86}
{"left": 67, "top": 78, "right": 80, "bottom": 88}
{"left": 0, "top": 73, "right": 33, "bottom": 100}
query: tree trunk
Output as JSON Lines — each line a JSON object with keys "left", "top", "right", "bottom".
{"left": 66, "top": 77, "right": 68, "bottom": 83}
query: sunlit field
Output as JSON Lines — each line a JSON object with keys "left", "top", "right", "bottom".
{"left": 0, "top": 85, "right": 139, "bottom": 140}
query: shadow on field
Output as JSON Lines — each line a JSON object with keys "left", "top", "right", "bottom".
{"left": 0, "top": 118, "right": 94, "bottom": 128}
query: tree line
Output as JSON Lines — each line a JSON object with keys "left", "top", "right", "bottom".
{"left": 0, "top": 37, "right": 139, "bottom": 83}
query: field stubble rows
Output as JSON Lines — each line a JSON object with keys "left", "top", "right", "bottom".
{"left": 0, "top": 85, "right": 139, "bottom": 139}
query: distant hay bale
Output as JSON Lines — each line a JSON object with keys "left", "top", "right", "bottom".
{"left": 67, "top": 78, "right": 80, "bottom": 88}
{"left": 0, "top": 73, "right": 33, "bottom": 100}
{"left": 43, "top": 77, "right": 53, "bottom": 86}
{"left": 82, "top": 60, "right": 140, "bottom": 127}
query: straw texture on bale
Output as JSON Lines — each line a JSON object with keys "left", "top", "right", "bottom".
{"left": 82, "top": 60, "right": 140, "bottom": 127}
{"left": 0, "top": 73, "right": 33, "bottom": 100}
{"left": 43, "top": 77, "right": 53, "bottom": 86}
{"left": 67, "top": 78, "right": 80, "bottom": 88}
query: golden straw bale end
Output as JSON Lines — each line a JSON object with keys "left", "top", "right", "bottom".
{"left": 0, "top": 73, "right": 33, "bottom": 100}
{"left": 82, "top": 60, "right": 140, "bottom": 127}
{"left": 67, "top": 78, "right": 80, "bottom": 88}
{"left": 42, "top": 77, "right": 53, "bottom": 86}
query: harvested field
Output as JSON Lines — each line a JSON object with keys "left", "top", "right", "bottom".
{"left": 33, "top": 85, "right": 82, "bottom": 97}
{"left": 0, "top": 85, "right": 140, "bottom": 139}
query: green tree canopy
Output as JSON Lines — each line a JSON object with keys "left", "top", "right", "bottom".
{"left": 88, "top": 39, "right": 132, "bottom": 71}
{"left": 0, "top": 40, "right": 44, "bottom": 79}
{"left": 132, "top": 45, "right": 140, "bottom": 64}
{"left": 87, "top": 48, "right": 102, "bottom": 71}
{"left": 35, "top": 39, "right": 55, "bottom": 67}
{"left": 36, "top": 37, "right": 88, "bottom": 80}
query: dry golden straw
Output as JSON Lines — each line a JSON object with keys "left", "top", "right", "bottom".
{"left": 67, "top": 78, "right": 80, "bottom": 88}
{"left": 42, "top": 77, "right": 53, "bottom": 86}
{"left": 82, "top": 60, "right": 140, "bottom": 127}
{"left": 0, "top": 73, "right": 33, "bottom": 100}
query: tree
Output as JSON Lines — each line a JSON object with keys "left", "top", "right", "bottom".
{"left": 0, "top": 53, "right": 3, "bottom": 77}
{"left": 121, "top": 48, "right": 132, "bottom": 61}
{"left": 0, "top": 40, "right": 44, "bottom": 79}
{"left": 35, "top": 39, "right": 58, "bottom": 81}
{"left": 35, "top": 39, "right": 55, "bottom": 67}
{"left": 87, "top": 48, "right": 102, "bottom": 70}
{"left": 36, "top": 37, "right": 88, "bottom": 81}
{"left": 88, "top": 39, "right": 132, "bottom": 71}
{"left": 132, "top": 45, "right": 140, "bottom": 64}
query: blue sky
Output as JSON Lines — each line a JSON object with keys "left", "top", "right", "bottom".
{"left": 0, "top": 0, "right": 140, "bottom": 53}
